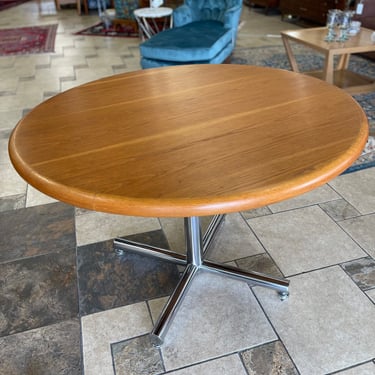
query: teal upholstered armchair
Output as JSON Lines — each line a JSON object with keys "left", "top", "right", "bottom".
{"left": 140, "top": 0, "right": 243, "bottom": 69}
{"left": 113, "top": 0, "right": 138, "bottom": 19}
{"left": 111, "top": 0, "right": 143, "bottom": 32}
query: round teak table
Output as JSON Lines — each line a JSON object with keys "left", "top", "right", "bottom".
{"left": 9, "top": 64, "right": 368, "bottom": 345}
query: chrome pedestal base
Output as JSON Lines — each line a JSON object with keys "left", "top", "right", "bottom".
{"left": 114, "top": 215, "right": 289, "bottom": 346}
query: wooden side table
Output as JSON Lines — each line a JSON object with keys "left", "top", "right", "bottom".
{"left": 281, "top": 27, "right": 375, "bottom": 94}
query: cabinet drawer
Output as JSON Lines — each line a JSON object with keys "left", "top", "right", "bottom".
{"left": 298, "top": 0, "right": 321, "bottom": 11}
{"left": 280, "top": 0, "right": 346, "bottom": 24}
{"left": 325, "top": 0, "right": 346, "bottom": 9}
{"left": 250, "top": 0, "right": 280, "bottom": 7}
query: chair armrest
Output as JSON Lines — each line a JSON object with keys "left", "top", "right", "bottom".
{"left": 223, "top": 4, "right": 242, "bottom": 30}
{"left": 224, "top": 4, "right": 242, "bottom": 47}
{"left": 173, "top": 5, "right": 195, "bottom": 27}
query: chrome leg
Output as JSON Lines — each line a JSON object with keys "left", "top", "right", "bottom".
{"left": 202, "top": 259, "right": 289, "bottom": 295}
{"left": 150, "top": 263, "right": 198, "bottom": 346}
{"left": 114, "top": 237, "right": 186, "bottom": 266}
{"left": 151, "top": 217, "right": 203, "bottom": 345}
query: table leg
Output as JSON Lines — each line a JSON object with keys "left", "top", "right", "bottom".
{"left": 135, "top": 16, "right": 152, "bottom": 40}
{"left": 151, "top": 263, "right": 198, "bottom": 346}
{"left": 282, "top": 35, "right": 300, "bottom": 73}
{"left": 150, "top": 216, "right": 203, "bottom": 345}
{"left": 202, "top": 260, "right": 289, "bottom": 298}
{"left": 151, "top": 18, "right": 160, "bottom": 35}
{"left": 114, "top": 237, "right": 187, "bottom": 265}
{"left": 162, "top": 16, "right": 168, "bottom": 31}
{"left": 323, "top": 51, "right": 335, "bottom": 84}
{"left": 337, "top": 53, "right": 350, "bottom": 70}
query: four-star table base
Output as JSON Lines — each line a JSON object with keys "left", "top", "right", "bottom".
{"left": 114, "top": 215, "right": 290, "bottom": 346}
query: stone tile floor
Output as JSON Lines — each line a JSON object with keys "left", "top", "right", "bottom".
{"left": 0, "top": 2, "right": 375, "bottom": 374}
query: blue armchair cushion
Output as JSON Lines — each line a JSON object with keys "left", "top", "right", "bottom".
{"left": 140, "top": 41, "right": 233, "bottom": 68}
{"left": 140, "top": 20, "right": 232, "bottom": 62}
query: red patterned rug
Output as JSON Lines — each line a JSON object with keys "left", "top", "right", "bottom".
{"left": 75, "top": 22, "right": 139, "bottom": 38}
{"left": 0, "top": 0, "right": 29, "bottom": 11}
{"left": 0, "top": 24, "right": 58, "bottom": 56}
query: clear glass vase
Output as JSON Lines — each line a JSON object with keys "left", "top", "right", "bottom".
{"left": 325, "top": 9, "right": 341, "bottom": 42}
{"left": 337, "top": 10, "right": 355, "bottom": 41}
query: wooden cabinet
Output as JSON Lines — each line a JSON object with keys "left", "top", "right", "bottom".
{"left": 280, "top": 0, "right": 347, "bottom": 24}
{"left": 248, "top": 0, "right": 280, "bottom": 14}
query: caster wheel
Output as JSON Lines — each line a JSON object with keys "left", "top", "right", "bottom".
{"left": 115, "top": 248, "right": 125, "bottom": 256}
{"left": 279, "top": 291, "right": 289, "bottom": 301}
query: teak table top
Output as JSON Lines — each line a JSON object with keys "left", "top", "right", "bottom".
{"left": 9, "top": 65, "right": 368, "bottom": 217}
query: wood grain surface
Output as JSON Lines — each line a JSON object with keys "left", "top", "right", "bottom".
{"left": 9, "top": 64, "right": 368, "bottom": 217}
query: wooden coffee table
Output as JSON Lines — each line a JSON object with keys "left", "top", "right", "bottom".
{"left": 281, "top": 27, "right": 375, "bottom": 94}
{"left": 8, "top": 65, "right": 368, "bottom": 345}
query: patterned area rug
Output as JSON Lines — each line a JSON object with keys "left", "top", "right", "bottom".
{"left": 75, "top": 22, "right": 139, "bottom": 38}
{"left": 232, "top": 45, "right": 375, "bottom": 174}
{"left": 0, "top": 24, "right": 58, "bottom": 56}
{"left": 0, "top": 0, "right": 28, "bottom": 11}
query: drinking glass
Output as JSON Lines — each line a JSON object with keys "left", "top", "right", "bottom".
{"left": 325, "top": 9, "right": 340, "bottom": 42}
{"left": 338, "top": 11, "right": 354, "bottom": 41}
